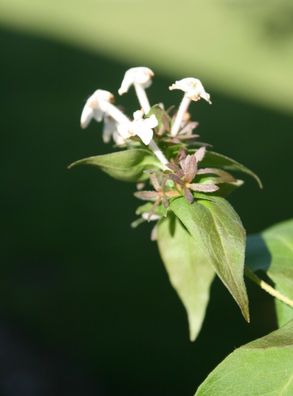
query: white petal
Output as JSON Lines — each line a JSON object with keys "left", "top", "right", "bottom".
{"left": 102, "top": 116, "right": 116, "bottom": 143}
{"left": 135, "top": 127, "right": 153, "bottom": 145}
{"left": 130, "top": 112, "right": 157, "bottom": 145}
{"left": 81, "top": 89, "right": 114, "bottom": 128}
{"left": 93, "top": 108, "right": 104, "bottom": 123}
{"left": 117, "top": 122, "right": 132, "bottom": 139}
{"left": 80, "top": 105, "right": 94, "bottom": 129}
{"left": 169, "top": 78, "right": 211, "bottom": 103}
{"left": 146, "top": 114, "right": 158, "bottom": 129}
{"left": 118, "top": 67, "right": 154, "bottom": 95}
{"left": 113, "top": 131, "right": 127, "bottom": 146}
{"left": 133, "top": 109, "right": 144, "bottom": 121}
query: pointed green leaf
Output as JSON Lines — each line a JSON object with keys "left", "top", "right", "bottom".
{"left": 246, "top": 219, "right": 293, "bottom": 326}
{"left": 68, "top": 149, "right": 161, "bottom": 182}
{"left": 157, "top": 214, "right": 215, "bottom": 341}
{"left": 201, "top": 150, "right": 262, "bottom": 188}
{"left": 195, "top": 320, "right": 293, "bottom": 395}
{"left": 170, "top": 196, "right": 249, "bottom": 322}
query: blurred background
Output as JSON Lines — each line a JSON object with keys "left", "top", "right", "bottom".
{"left": 0, "top": 0, "right": 292, "bottom": 395}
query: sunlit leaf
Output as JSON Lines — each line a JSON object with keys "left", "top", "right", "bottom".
{"left": 68, "top": 149, "right": 161, "bottom": 182}
{"left": 157, "top": 213, "right": 215, "bottom": 341}
{"left": 170, "top": 196, "right": 249, "bottom": 322}
{"left": 195, "top": 320, "right": 293, "bottom": 395}
{"left": 246, "top": 219, "right": 293, "bottom": 326}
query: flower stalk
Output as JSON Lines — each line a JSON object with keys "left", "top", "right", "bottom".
{"left": 245, "top": 267, "right": 293, "bottom": 308}
{"left": 170, "top": 94, "right": 191, "bottom": 137}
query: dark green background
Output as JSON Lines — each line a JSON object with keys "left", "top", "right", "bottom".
{"left": 0, "top": 25, "right": 292, "bottom": 395}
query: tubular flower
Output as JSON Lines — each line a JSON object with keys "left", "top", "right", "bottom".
{"left": 169, "top": 78, "right": 211, "bottom": 104}
{"left": 169, "top": 78, "right": 211, "bottom": 137}
{"left": 80, "top": 89, "right": 130, "bottom": 140}
{"left": 118, "top": 67, "right": 154, "bottom": 94}
{"left": 80, "top": 89, "right": 114, "bottom": 129}
{"left": 118, "top": 67, "right": 154, "bottom": 113}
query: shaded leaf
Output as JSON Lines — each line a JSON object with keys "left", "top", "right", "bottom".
{"left": 170, "top": 196, "right": 249, "bottom": 322}
{"left": 68, "top": 149, "right": 161, "bottom": 182}
{"left": 195, "top": 320, "right": 293, "bottom": 395}
{"left": 157, "top": 214, "right": 215, "bottom": 341}
{"left": 246, "top": 219, "right": 293, "bottom": 326}
{"left": 201, "top": 150, "right": 262, "bottom": 188}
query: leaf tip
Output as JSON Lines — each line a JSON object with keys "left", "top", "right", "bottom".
{"left": 67, "top": 159, "right": 86, "bottom": 170}
{"left": 241, "top": 304, "right": 250, "bottom": 323}
{"left": 257, "top": 177, "right": 263, "bottom": 189}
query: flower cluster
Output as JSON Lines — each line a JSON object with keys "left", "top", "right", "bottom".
{"left": 80, "top": 66, "right": 240, "bottom": 228}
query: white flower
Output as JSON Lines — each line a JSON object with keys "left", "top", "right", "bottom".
{"left": 128, "top": 110, "right": 158, "bottom": 145}
{"left": 118, "top": 67, "right": 154, "bottom": 95}
{"left": 80, "top": 84, "right": 168, "bottom": 166}
{"left": 80, "top": 89, "right": 114, "bottom": 129}
{"left": 169, "top": 78, "right": 211, "bottom": 104}
{"left": 80, "top": 89, "right": 131, "bottom": 140}
{"left": 118, "top": 67, "right": 154, "bottom": 114}
{"left": 169, "top": 78, "right": 211, "bottom": 137}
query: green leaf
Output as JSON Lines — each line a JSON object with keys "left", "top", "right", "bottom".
{"left": 157, "top": 214, "right": 215, "bottom": 341}
{"left": 170, "top": 196, "right": 249, "bottom": 322}
{"left": 201, "top": 150, "right": 262, "bottom": 188}
{"left": 195, "top": 320, "right": 293, "bottom": 396}
{"left": 246, "top": 219, "right": 293, "bottom": 326}
{"left": 68, "top": 149, "right": 161, "bottom": 182}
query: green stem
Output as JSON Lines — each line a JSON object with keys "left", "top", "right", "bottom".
{"left": 245, "top": 267, "right": 293, "bottom": 309}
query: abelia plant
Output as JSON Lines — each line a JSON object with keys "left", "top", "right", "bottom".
{"left": 70, "top": 66, "right": 293, "bottom": 395}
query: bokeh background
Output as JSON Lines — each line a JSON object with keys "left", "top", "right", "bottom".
{"left": 0, "top": 1, "right": 292, "bottom": 395}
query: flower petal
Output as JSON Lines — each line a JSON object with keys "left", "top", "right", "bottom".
{"left": 118, "top": 67, "right": 154, "bottom": 95}
{"left": 169, "top": 78, "right": 211, "bottom": 104}
{"left": 136, "top": 127, "right": 153, "bottom": 145}
{"left": 80, "top": 105, "right": 94, "bottom": 129}
{"left": 129, "top": 111, "right": 157, "bottom": 145}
